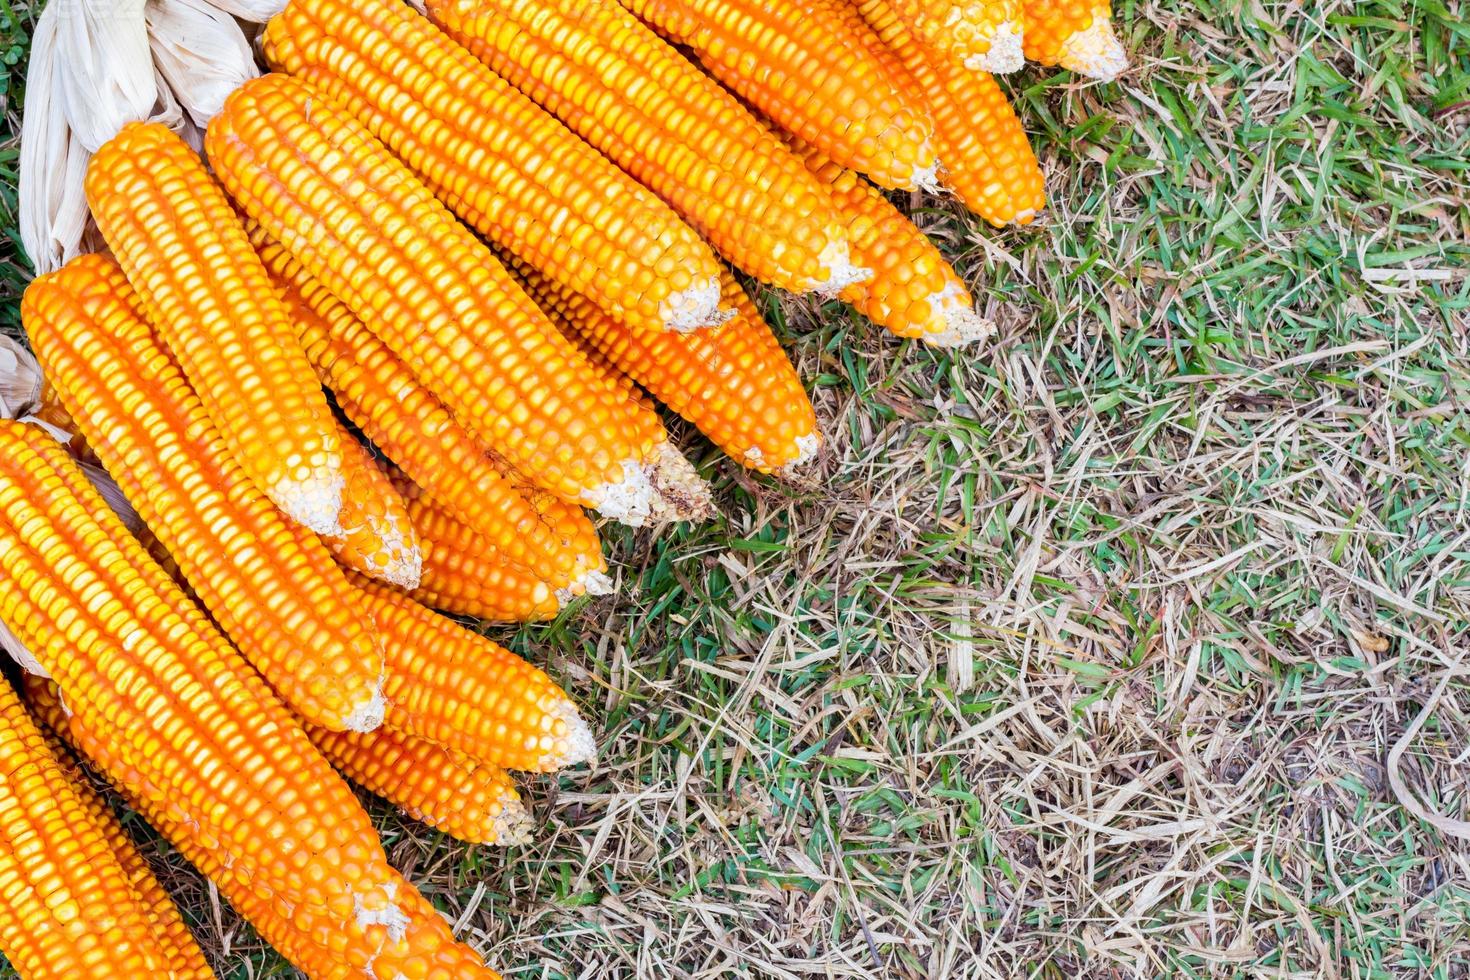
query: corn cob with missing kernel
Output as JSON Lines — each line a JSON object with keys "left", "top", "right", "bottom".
{"left": 616, "top": 0, "right": 939, "bottom": 192}
{"left": 256, "top": 230, "right": 608, "bottom": 591}
{"left": 208, "top": 73, "right": 709, "bottom": 526}
{"left": 786, "top": 137, "right": 994, "bottom": 347}
{"left": 84, "top": 122, "right": 344, "bottom": 534}
{"left": 0, "top": 422, "right": 498, "bottom": 978}
{"left": 883, "top": 0, "right": 1024, "bottom": 73}
{"left": 514, "top": 260, "right": 824, "bottom": 471}
{"left": 262, "top": 0, "right": 727, "bottom": 334}
{"left": 1021, "top": 0, "right": 1127, "bottom": 80}
{"left": 320, "top": 423, "right": 422, "bottom": 590}
{"left": 22, "top": 253, "right": 387, "bottom": 733}
{"left": 38, "top": 731, "right": 216, "bottom": 980}
{"left": 359, "top": 579, "right": 596, "bottom": 772}
{"left": 424, "top": 0, "right": 865, "bottom": 296}
{"left": 303, "top": 722, "right": 534, "bottom": 846}
{"left": 857, "top": 0, "right": 1045, "bottom": 226}
{"left": 0, "top": 672, "right": 178, "bottom": 978}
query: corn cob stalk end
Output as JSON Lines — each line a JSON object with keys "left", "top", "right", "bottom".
{"left": 1060, "top": 18, "right": 1127, "bottom": 81}
{"left": 647, "top": 441, "right": 717, "bottom": 524}
{"left": 968, "top": 20, "right": 1025, "bottom": 73}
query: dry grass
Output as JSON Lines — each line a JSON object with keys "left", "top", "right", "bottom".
{"left": 2, "top": 0, "right": 1470, "bottom": 977}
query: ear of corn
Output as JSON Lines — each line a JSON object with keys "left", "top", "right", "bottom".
{"left": 1021, "top": 0, "right": 1127, "bottom": 79}
{"left": 401, "top": 482, "right": 569, "bottom": 622}
{"left": 0, "top": 421, "right": 497, "bottom": 978}
{"left": 22, "top": 253, "right": 387, "bottom": 734}
{"left": 787, "top": 137, "right": 994, "bottom": 347}
{"left": 39, "top": 730, "right": 215, "bottom": 980}
{"left": 22, "top": 676, "right": 499, "bottom": 980}
{"left": 856, "top": 0, "right": 1045, "bottom": 226}
{"left": 358, "top": 579, "right": 597, "bottom": 772}
{"left": 424, "top": 0, "right": 863, "bottom": 297}
{"left": 84, "top": 121, "right": 344, "bottom": 534}
{"left": 320, "top": 423, "right": 422, "bottom": 590}
{"left": 207, "top": 72, "right": 706, "bottom": 527}
{"left": 262, "top": 0, "right": 726, "bottom": 334}
{"left": 303, "top": 721, "right": 534, "bottom": 846}
{"left": 516, "top": 259, "right": 824, "bottom": 472}
{"left": 882, "top": 0, "right": 1024, "bottom": 72}
{"left": 260, "top": 234, "right": 611, "bottom": 588}
{"left": 619, "top": 0, "right": 940, "bottom": 192}
{"left": 0, "top": 672, "right": 175, "bottom": 978}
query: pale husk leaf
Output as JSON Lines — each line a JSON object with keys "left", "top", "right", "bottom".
{"left": 145, "top": 0, "right": 260, "bottom": 128}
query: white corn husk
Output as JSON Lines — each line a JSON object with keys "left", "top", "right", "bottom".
{"left": 197, "top": 0, "right": 288, "bottom": 22}
{"left": 0, "top": 336, "right": 44, "bottom": 420}
{"left": 54, "top": 0, "right": 156, "bottom": 153}
{"left": 146, "top": 0, "right": 259, "bottom": 128}
{"left": 17, "top": 7, "right": 94, "bottom": 275}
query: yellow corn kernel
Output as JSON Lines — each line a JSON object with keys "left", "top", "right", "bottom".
{"left": 1021, "top": 0, "right": 1127, "bottom": 79}
{"left": 620, "top": 0, "right": 939, "bottom": 191}
{"left": 858, "top": 0, "right": 1046, "bottom": 225}
{"left": 321, "top": 424, "right": 422, "bottom": 590}
{"left": 425, "top": 0, "right": 863, "bottom": 295}
{"left": 263, "top": 0, "right": 726, "bottom": 334}
{"left": 0, "top": 422, "right": 498, "bottom": 978}
{"left": 23, "top": 253, "right": 386, "bottom": 733}
{"left": 207, "top": 73, "right": 705, "bottom": 527}
{"left": 85, "top": 122, "right": 344, "bottom": 533}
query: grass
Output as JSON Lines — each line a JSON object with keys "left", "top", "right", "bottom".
{"left": 1, "top": 0, "right": 1469, "bottom": 976}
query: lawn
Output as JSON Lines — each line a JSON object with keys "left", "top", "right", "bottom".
{"left": 1, "top": 0, "right": 1469, "bottom": 976}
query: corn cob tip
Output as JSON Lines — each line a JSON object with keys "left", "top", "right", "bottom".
{"left": 923, "top": 283, "right": 998, "bottom": 348}
{"left": 813, "top": 238, "right": 874, "bottom": 297}
{"left": 547, "top": 698, "right": 597, "bottom": 769}
{"left": 376, "top": 527, "right": 424, "bottom": 591}
{"left": 754, "top": 428, "right": 823, "bottom": 476}
{"left": 1060, "top": 18, "right": 1128, "bottom": 81}
{"left": 342, "top": 676, "right": 388, "bottom": 733}
{"left": 662, "top": 276, "right": 727, "bottom": 333}
{"left": 647, "top": 441, "right": 716, "bottom": 524}
{"left": 556, "top": 567, "right": 616, "bottom": 607}
{"left": 273, "top": 468, "right": 346, "bottom": 535}
{"left": 965, "top": 20, "right": 1025, "bottom": 73}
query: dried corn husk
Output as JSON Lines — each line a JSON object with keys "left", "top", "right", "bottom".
{"left": 0, "top": 336, "right": 43, "bottom": 420}
{"left": 54, "top": 0, "right": 156, "bottom": 152}
{"left": 146, "top": 0, "right": 260, "bottom": 128}
{"left": 17, "top": 7, "right": 94, "bottom": 275}
{"left": 198, "top": 0, "right": 288, "bottom": 22}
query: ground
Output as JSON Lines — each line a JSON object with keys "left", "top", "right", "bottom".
{"left": 1, "top": 0, "right": 1469, "bottom": 977}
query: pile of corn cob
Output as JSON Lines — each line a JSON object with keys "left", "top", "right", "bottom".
{"left": 1, "top": 0, "right": 1126, "bottom": 975}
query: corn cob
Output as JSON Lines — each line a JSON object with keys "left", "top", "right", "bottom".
{"left": 84, "top": 122, "right": 344, "bottom": 534}
{"left": 319, "top": 423, "right": 422, "bottom": 590}
{"left": 424, "top": 0, "right": 864, "bottom": 296}
{"left": 516, "top": 260, "right": 824, "bottom": 471}
{"left": 304, "top": 723, "right": 534, "bottom": 846}
{"left": 618, "top": 0, "right": 940, "bottom": 192}
{"left": 22, "top": 253, "right": 387, "bottom": 733}
{"left": 0, "top": 673, "right": 174, "bottom": 978}
{"left": 0, "top": 423, "right": 495, "bottom": 978}
{"left": 787, "top": 138, "right": 993, "bottom": 347}
{"left": 883, "top": 0, "right": 1024, "bottom": 72}
{"left": 259, "top": 232, "right": 608, "bottom": 590}
{"left": 857, "top": 0, "right": 1045, "bottom": 226}
{"left": 262, "top": 0, "right": 725, "bottom": 334}
{"left": 359, "top": 580, "right": 596, "bottom": 772}
{"left": 403, "top": 484, "right": 568, "bottom": 621}
{"left": 1021, "top": 0, "right": 1127, "bottom": 80}
{"left": 40, "top": 734, "right": 215, "bottom": 980}
{"left": 23, "top": 676, "right": 498, "bottom": 980}
{"left": 208, "top": 73, "right": 709, "bottom": 527}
